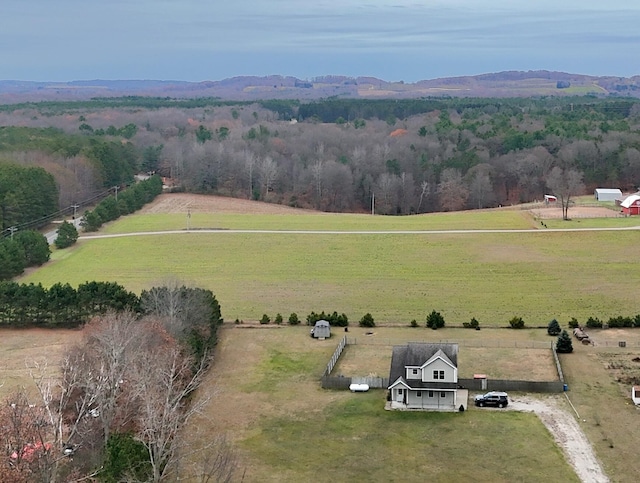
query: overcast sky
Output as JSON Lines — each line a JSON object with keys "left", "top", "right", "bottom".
{"left": 2, "top": 0, "right": 639, "bottom": 82}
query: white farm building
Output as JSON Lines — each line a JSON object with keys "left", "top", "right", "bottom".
{"left": 594, "top": 188, "right": 622, "bottom": 201}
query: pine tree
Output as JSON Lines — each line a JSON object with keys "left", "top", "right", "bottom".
{"left": 426, "top": 310, "right": 445, "bottom": 330}
{"left": 547, "top": 319, "right": 561, "bottom": 336}
{"left": 556, "top": 330, "right": 574, "bottom": 353}
{"left": 55, "top": 221, "right": 79, "bottom": 249}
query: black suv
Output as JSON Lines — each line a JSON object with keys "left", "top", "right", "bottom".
{"left": 474, "top": 391, "right": 508, "bottom": 408}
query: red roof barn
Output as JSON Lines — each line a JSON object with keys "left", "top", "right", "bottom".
{"left": 621, "top": 195, "right": 640, "bottom": 215}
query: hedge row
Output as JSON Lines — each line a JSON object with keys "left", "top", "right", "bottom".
{"left": 81, "top": 175, "right": 163, "bottom": 232}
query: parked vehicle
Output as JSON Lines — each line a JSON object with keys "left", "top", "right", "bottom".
{"left": 474, "top": 391, "right": 509, "bottom": 408}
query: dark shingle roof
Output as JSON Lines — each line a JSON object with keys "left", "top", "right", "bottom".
{"left": 389, "top": 342, "right": 458, "bottom": 382}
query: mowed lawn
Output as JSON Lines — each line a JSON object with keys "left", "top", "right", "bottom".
{"left": 186, "top": 326, "right": 578, "bottom": 483}
{"left": 20, "top": 212, "right": 640, "bottom": 324}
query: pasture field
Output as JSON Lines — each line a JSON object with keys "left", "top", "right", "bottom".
{"left": 186, "top": 326, "right": 579, "bottom": 483}
{"left": 22, "top": 225, "right": 640, "bottom": 325}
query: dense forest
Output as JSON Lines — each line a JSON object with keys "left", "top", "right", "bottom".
{"left": 1, "top": 96, "right": 640, "bottom": 220}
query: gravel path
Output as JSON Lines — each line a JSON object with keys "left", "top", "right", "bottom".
{"left": 507, "top": 395, "right": 609, "bottom": 483}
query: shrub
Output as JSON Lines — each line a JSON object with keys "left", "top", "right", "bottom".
{"left": 463, "top": 317, "right": 479, "bottom": 329}
{"left": 307, "top": 310, "right": 348, "bottom": 327}
{"left": 547, "top": 319, "right": 561, "bottom": 336}
{"left": 288, "top": 313, "right": 300, "bottom": 325}
{"left": 410, "top": 319, "right": 418, "bottom": 328}
{"left": 568, "top": 317, "right": 579, "bottom": 329}
{"left": 260, "top": 314, "right": 270, "bottom": 325}
{"left": 426, "top": 310, "right": 445, "bottom": 330}
{"left": 585, "top": 316, "right": 602, "bottom": 328}
{"left": 509, "top": 316, "right": 525, "bottom": 329}
{"left": 274, "top": 313, "right": 283, "bottom": 325}
{"left": 359, "top": 313, "right": 375, "bottom": 328}
{"left": 607, "top": 315, "right": 633, "bottom": 328}
{"left": 556, "top": 330, "right": 574, "bottom": 353}
{"left": 634, "top": 314, "right": 640, "bottom": 328}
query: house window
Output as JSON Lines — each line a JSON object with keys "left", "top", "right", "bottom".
{"left": 416, "top": 391, "right": 422, "bottom": 398}
{"left": 440, "top": 392, "right": 446, "bottom": 398}
{"left": 433, "top": 370, "right": 445, "bottom": 380}
{"left": 428, "top": 391, "right": 434, "bottom": 398}
{"left": 398, "top": 389, "right": 403, "bottom": 395}
{"left": 412, "top": 369, "right": 418, "bottom": 375}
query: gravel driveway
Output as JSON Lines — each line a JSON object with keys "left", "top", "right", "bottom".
{"left": 495, "top": 394, "right": 609, "bottom": 483}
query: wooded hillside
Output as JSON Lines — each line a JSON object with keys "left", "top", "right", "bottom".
{"left": 1, "top": 96, "right": 639, "bottom": 219}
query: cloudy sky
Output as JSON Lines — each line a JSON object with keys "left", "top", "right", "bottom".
{"left": 2, "top": 0, "right": 639, "bottom": 82}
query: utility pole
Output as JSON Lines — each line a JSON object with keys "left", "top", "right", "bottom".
{"left": 71, "top": 203, "right": 79, "bottom": 220}
{"left": 8, "top": 226, "right": 17, "bottom": 239}
{"left": 113, "top": 185, "right": 119, "bottom": 201}
{"left": 371, "top": 192, "right": 375, "bottom": 215}
{"left": 186, "top": 208, "right": 191, "bottom": 230}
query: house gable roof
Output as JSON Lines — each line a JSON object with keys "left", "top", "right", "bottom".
{"left": 389, "top": 343, "right": 458, "bottom": 383}
{"left": 422, "top": 348, "right": 456, "bottom": 370}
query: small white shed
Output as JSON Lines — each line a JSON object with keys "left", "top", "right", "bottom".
{"left": 594, "top": 188, "right": 622, "bottom": 201}
{"left": 311, "top": 320, "right": 331, "bottom": 339}
{"left": 632, "top": 386, "right": 640, "bottom": 405}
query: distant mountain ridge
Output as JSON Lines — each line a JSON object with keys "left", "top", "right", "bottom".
{"left": 1, "top": 71, "right": 639, "bottom": 103}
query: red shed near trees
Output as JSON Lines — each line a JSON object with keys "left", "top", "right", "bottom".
{"left": 621, "top": 195, "right": 640, "bottom": 215}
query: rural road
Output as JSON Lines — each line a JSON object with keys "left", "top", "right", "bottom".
{"left": 78, "top": 225, "right": 640, "bottom": 241}
{"left": 506, "top": 395, "right": 609, "bottom": 483}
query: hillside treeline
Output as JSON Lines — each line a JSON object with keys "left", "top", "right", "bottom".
{"left": 0, "top": 163, "right": 58, "bottom": 231}
{"left": 1, "top": 96, "right": 639, "bottom": 215}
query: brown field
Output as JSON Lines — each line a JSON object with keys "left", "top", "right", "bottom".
{"left": 0, "top": 328, "right": 83, "bottom": 399}
{"left": 138, "top": 193, "right": 322, "bottom": 215}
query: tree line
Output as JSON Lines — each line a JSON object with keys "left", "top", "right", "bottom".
{"left": 2, "top": 96, "right": 640, "bottom": 217}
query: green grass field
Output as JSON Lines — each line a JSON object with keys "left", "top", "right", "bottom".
{"left": 21, "top": 216, "right": 640, "bottom": 325}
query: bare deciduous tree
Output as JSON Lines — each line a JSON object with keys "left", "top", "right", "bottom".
{"left": 437, "top": 168, "right": 469, "bottom": 212}
{"left": 546, "top": 166, "right": 585, "bottom": 220}
{"left": 133, "top": 348, "right": 208, "bottom": 482}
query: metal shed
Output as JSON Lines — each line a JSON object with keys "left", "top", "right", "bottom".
{"left": 311, "top": 320, "right": 331, "bottom": 339}
{"left": 594, "top": 188, "right": 622, "bottom": 201}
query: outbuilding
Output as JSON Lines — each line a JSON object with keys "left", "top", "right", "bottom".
{"left": 311, "top": 320, "right": 331, "bottom": 339}
{"left": 544, "top": 194, "right": 557, "bottom": 204}
{"left": 594, "top": 188, "right": 622, "bottom": 201}
{"left": 620, "top": 195, "right": 640, "bottom": 215}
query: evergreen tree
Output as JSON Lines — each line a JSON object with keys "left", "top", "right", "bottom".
{"left": 14, "top": 230, "right": 50, "bottom": 266}
{"left": 426, "top": 310, "right": 445, "bottom": 329}
{"left": 556, "top": 330, "right": 574, "bottom": 353}
{"left": 359, "top": 313, "right": 375, "bottom": 328}
{"left": 547, "top": 319, "right": 561, "bottom": 336}
{"left": 54, "top": 221, "right": 78, "bottom": 249}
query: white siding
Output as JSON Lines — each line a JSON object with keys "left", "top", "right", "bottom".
{"left": 422, "top": 358, "right": 457, "bottom": 383}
